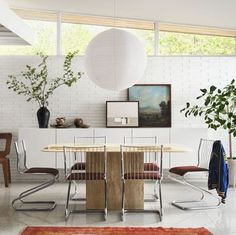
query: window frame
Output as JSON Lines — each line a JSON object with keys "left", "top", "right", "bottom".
{"left": 9, "top": 8, "right": 236, "bottom": 56}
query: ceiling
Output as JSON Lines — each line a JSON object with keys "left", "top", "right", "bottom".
{"left": 6, "top": 0, "right": 236, "bottom": 30}
{"left": 0, "top": 0, "right": 34, "bottom": 45}
{"left": 0, "top": 23, "right": 32, "bottom": 45}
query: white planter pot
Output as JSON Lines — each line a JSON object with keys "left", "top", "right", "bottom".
{"left": 228, "top": 158, "right": 236, "bottom": 187}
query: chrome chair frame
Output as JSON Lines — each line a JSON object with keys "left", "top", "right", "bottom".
{"left": 121, "top": 144, "right": 164, "bottom": 222}
{"left": 123, "top": 136, "right": 159, "bottom": 202}
{"left": 71, "top": 136, "right": 107, "bottom": 201}
{"left": 64, "top": 145, "right": 107, "bottom": 220}
{"left": 12, "top": 141, "right": 59, "bottom": 211}
{"left": 169, "top": 138, "right": 221, "bottom": 210}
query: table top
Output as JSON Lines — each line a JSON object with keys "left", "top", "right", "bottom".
{"left": 43, "top": 143, "right": 192, "bottom": 153}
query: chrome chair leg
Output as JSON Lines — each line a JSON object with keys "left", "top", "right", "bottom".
{"left": 65, "top": 179, "right": 107, "bottom": 220}
{"left": 104, "top": 179, "right": 108, "bottom": 221}
{"left": 71, "top": 180, "right": 86, "bottom": 201}
{"left": 158, "top": 180, "right": 163, "bottom": 221}
{"left": 12, "top": 177, "right": 57, "bottom": 211}
{"left": 154, "top": 181, "right": 159, "bottom": 199}
{"left": 121, "top": 180, "right": 162, "bottom": 222}
{"left": 169, "top": 174, "right": 221, "bottom": 210}
{"left": 121, "top": 180, "right": 125, "bottom": 221}
{"left": 144, "top": 180, "right": 159, "bottom": 202}
{"left": 65, "top": 180, "right": 72, "bottom": 220}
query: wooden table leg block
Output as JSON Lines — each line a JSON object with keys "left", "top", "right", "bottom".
{"left": 125, "top": 180, "right": 144, "bottom": 210}
{"left": 107, "top": 152, "right": 122, "bottom": 210}
{"left": 86, "top": 181, "right": 105, "bottom": 209}
{"left": 86, "top": 151, "right": 144, "bottom": 210}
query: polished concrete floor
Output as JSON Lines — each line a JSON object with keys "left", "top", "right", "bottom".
{"left": 0, "top": 181, "right": 235, "bottom": 235}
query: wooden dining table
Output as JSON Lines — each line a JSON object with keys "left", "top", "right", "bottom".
{"left": 43, "top": 144, "right": 192, "bottom": 210}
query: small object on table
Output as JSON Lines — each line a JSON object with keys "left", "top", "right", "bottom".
{"left": 56, "top": 117, "right": 66, "bottom": 126}
{"left": 74, "top": 118, "right": 90, "bottom": 128}
{"left": 50, "top": 117, "right": 73, "bottom": 128}
{"left": 50, "top": 123, "right": 72, "bottom": 128}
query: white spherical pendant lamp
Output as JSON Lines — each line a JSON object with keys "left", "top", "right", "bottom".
{"left": 84, "top": 28, "right": 147, "bottom": 91}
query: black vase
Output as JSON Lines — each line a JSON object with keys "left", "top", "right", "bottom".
{"left": 37, "top": 106, "right": 50, "bottom": 128}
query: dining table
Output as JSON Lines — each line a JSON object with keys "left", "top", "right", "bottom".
{"left": 43, "top": 144, "right": 192, "bottom": 210}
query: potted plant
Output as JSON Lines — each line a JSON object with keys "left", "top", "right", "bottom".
{"left": 181, "top": 79, "right": 236, "bottom": 185}
{"left": 6, "top": 51, "right": 82, "bottom": 128}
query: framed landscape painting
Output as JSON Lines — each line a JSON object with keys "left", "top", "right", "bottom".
{"left": 128, "top": 84, "right": 171, "bottom": 127}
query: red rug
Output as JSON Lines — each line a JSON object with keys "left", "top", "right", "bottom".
{"left": 21, "top": 226, "right": 212, "bottom": 235}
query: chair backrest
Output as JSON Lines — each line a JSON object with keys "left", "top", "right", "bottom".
{"left": 63, "top": 145, "right": 107, "bottom": 180}
{"left": 0, "top": 133, "right": 12, "bottom": 158}
{"left": 74, "top": 136, "right": 107, "bottom": 144}
{"left": 198, "top": 138, "right": 215, "bottom": 168}
{"left": 124, "top": 136, "right": 158, "bottom": 164}
{"left": 121, "top": 145, "right": 163, "bottom": 180}
{"left": 14, "top": 140, "right": 28, "bottom": 173}
{"left": 123, "top": 136, "right": 158, "bottom": 144}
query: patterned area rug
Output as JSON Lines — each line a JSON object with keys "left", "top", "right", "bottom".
{"left": 21, "top": 226, "right": 212, "bottom": 235}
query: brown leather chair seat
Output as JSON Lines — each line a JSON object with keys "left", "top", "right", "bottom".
{"left": 71, "top": 162, "right": 159, "bottom": 171}
{"left": 169, "top": 166, "right": 208, "bottom": 176}
{"left": 71, "top": 162, "right": 85, "bottom": 170}
{"left": 144, "top": 163, "right": 159, "bottom": 171}
{"left": 67, "top": 172, "right": 105, "bottom": 181}
{"left": 124, "top": 172, "right": 161, "bottom": 180}
{"left": 25, "top": 167, "right": 59, "bottom": 176}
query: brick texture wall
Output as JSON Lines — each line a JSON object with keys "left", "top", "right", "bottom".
{"left": 0, "top": 56, "right": 236, "bottom": 183}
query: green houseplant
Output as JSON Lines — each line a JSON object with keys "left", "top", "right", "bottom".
{"left": 6, "top": 51, "right": 82, "bottom": 128}
{"left": 181, "top": 79, "right": 236, "bottom": 184}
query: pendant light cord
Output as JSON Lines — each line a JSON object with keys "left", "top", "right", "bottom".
{"left": 113, "top": 0, "right": 117, "bottom": 86}
{"left": 113, "top": 0, "right": 117, "bottom": 27}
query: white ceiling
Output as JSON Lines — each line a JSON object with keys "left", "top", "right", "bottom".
{"left": 0, "top": 0, "right": 34, "bottom": 45}
{"left": 6, "top": 0, "right": 236, "bottom": 30}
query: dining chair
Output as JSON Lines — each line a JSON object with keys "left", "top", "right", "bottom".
{"left": 0, "top": 133, "right": 12, "bottom": 187}
{"left": 12, "top": 140, "right": 59, "bottom": 211}
{"left": 71, "top": 136, "right": 107, "bottom": 200}
{"left": 123, "top": 136, "right": 159, "bottom": 201}
{"left": 169, "top": 138, "right": 221, "bottom": 210}
{"left": 120, "top": 144, "right": 164, "bottom": 221}
{"left": 63, "top": 145, "right": 107, "bottom": 220}
{"left": 72, "top": 136, "right": 107, "bottom": 171}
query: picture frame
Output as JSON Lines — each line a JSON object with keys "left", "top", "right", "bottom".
{"left": 106, "top": 101, "right": 139, "bottom": 128}
{"left": 128, "top": 84, "right": 171, "bottom": 127}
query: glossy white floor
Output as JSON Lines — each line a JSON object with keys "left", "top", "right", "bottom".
{"left": 0, "top": 181, "right": 235, "bottom": 235}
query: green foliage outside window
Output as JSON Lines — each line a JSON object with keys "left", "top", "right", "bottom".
{"left": 128, "top": 29, "right": 154, "bottom": 55}
{"left": 159, "top": 32, "right": 236, "bottom": 55}
{"left": 0, "top": 18, "right": 235, "bottom": 56}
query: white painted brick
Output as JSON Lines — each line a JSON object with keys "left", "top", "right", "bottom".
{"left": 0, "top": 56, "right": 236, "bottom": 183}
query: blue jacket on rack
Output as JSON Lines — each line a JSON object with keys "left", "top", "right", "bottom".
{"left": 208, "top": 140, "right": 229, "bottom": 203}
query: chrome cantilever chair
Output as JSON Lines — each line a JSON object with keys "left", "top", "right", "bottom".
{"left": 71, "top": 136, "right": 107, "bottom": 200}
{"left": 169, "top": 138, "right": 221, "bottom": 210}
{"left": 12, "top": 140, "right": 59, "bottom": 211}
{"left": 124, "top": 136, "right": 159, "bottom": 202}
{"left": 64, "top": 145, "right": 107, "bottom": 220}
{"left": 72, "top": 136, "right": 107, "bottom": 171}
{"left": 121, "top": 145, "right": 164, "bottom": 221}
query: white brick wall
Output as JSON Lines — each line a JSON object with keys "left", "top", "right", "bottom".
{"left": 0, "top": 55, "right": 236, "bottom": 183}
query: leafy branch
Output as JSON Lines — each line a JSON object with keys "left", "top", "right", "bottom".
{"left": 6, "top": 51, "right": 82, "bottom": 107}
{"left": 181, "top": 79, "right": 236, "bottom": 137}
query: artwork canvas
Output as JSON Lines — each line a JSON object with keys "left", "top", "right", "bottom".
{"left": 106, "top": 101, "right": 139, "bottom": 127}
{"left": 128, "top": 84, "right": 171, "bottom": 127}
